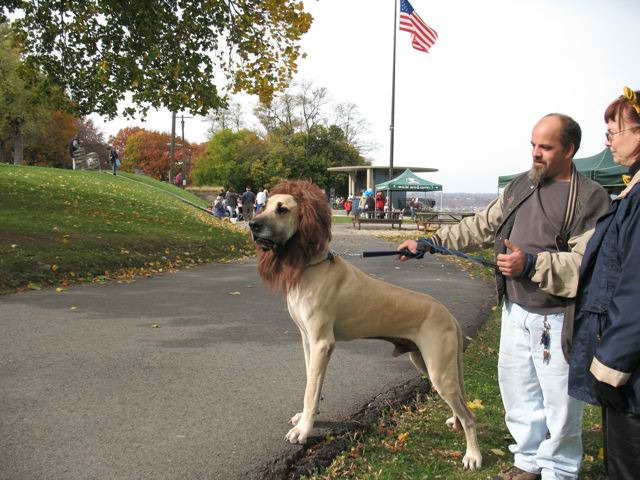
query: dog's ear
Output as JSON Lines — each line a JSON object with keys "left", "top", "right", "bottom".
{"left": 293, "top": 183, "right": 332, "bottom": 260}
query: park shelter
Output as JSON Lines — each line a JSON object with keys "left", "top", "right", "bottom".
{"left": 375, "top": 168, "right": 442, "bottom": 191}
{"left": 327, "top": 165, "right": 437, "bottom": 197}
{"left": 375, "top": 168, "right": 443, "bottom": 210}
{"left": 498, "top": 149, "right": 626, "bottom": 193}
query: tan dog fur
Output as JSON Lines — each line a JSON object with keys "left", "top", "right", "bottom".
{"left": 249, "top": 182, "right": 482, "bottom": 470}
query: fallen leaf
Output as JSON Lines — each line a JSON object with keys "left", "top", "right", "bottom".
{"left": 27, "top": 282, "right": 42, "bottom": 290}
{"left": 51, "top": 264, "right": 58, "bottom": 272}
{"left": 490, "top": 448, "right": 506, "bottom": 456}
{"left": 55, "top": 287, "right": 64, "bottom": 293}
{"left": 70, "top": 306, "right": 77, "bottom": 310}
{"left": 152, "top": 324, "right": 160, "bottom": 328}
{"left": 466, "top": 399, "right": 485, "bottom": 410}
{"left": 598, "top": 448, "right": 604, "bottom": 460}
{"left": 229, "top": 291, "right": 241, "bottom": 295}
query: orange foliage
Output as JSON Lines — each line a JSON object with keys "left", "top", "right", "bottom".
{"left": 27, "top": 111, "right": 78, "bottom": 168}
{"left": 121, "top": 128, "right": 198, "bottom": 181}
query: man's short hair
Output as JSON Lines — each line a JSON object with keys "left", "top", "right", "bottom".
{"left": 544, "top": 113, "right": 581, "bottom": 157}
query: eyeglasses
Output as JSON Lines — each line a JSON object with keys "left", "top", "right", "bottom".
{"left": 606, "top": 126, "right": 639, "bottom": 141}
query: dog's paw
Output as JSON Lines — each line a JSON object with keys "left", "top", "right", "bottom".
{"left": 462, "top": 450, "right": 482, "bottom": 471}
{"left": 284, "top": 424, "right": 311, "bottom": 444}
{"left": 445, "top": 416, "right": 462, "bottom": 431}
{"left": 289, "top": 412, "right": 302, "bottom": 425}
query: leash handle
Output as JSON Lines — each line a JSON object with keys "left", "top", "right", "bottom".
{"left": 362, "top": 248, "right": 420, "bottom": 258}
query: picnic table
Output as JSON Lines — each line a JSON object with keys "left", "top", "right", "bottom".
{"left": 415, "top": 211, "right": 476, "bottom": 231}
{"left": 352, "top": 211, "right": 403, "bottom": 230}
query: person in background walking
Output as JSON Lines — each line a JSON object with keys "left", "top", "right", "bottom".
{"left": 242, "top": 187, "right": 256, "bottom": 221}
{"left": 568, "top": 87, "right": 640, "bottom": 480}
{"left": 69, "top": 137, "right": 79, "bottom": 170}
{"left": 225, "top": 188, "right": 238, "bottom": 218}
{"left": 109, "top": 147, "right": 119, "bottom": 176}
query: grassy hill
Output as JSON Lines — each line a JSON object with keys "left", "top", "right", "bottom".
{"left": 0, "top": 164, "right": 253, "bottom": 294}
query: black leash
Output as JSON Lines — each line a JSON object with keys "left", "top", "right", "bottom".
{"left": 363, "top": 242, "right": 498, "bottom": 270}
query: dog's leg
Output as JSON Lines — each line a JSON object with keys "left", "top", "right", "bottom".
{"left": 285, "top": 331, "right": 334, "bottom": 444}
{"left": 416, "top": 337, "right": 482, "bottom": 470}
{"left": 290, "top": 325, "right": 311, "bottom": 426}
{"left": 410, "top": 351, "right": 463, "bottom": 432}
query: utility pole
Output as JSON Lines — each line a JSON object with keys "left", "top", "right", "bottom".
{"left": 169, "top": 111, "right": 176, "bottom": 183}
{"left": 180, "top": 114, "right": 193, "bottom": 187}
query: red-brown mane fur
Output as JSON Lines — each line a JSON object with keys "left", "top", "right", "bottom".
{"left": 256, "top": 180, "right": 332, "bottom": 293}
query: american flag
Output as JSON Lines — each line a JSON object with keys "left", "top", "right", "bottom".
{"left": 399, "top": 0, "right": 438, "bottom": 53}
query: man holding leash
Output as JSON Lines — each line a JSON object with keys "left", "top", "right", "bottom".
{"left": 398, "top": 114, "right": 609, "bottom": 480}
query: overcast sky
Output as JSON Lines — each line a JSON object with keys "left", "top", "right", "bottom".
{"left": 91, "top": 0, "right": 640, "bottom": 193}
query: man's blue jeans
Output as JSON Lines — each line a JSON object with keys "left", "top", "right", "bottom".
{"left": 499, "top": 303, "right": 584, "bottom": 479}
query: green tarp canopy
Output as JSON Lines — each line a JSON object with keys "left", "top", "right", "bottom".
{"left": 375, "top": 168, "right": 442, "bottom": 191}
{"left": 498, "top": 149, "right": 627, "bottom": 189}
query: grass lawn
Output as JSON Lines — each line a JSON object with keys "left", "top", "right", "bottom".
{"left": 0, "top": 164, "right": 253, "bottom": 294}
{"left": 332, "top": 215, "right": 355, "bottom": 224}
{"left": 302, "top": 254, "right": 606, "bottom": 480}
{"left": 116, "top": 171, "right": 209, "bottom": 208}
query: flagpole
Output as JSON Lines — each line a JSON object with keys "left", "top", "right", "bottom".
{"left": 388, "top": 0, "right": 398, "bottom": 214}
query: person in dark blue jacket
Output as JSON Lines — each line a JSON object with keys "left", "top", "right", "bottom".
{"left": 569, "top": 87, "right": 640, "bottom": 480}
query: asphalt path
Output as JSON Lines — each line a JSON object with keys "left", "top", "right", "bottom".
{"left": 0, "top": 224, "right": 494, "bottom": 480}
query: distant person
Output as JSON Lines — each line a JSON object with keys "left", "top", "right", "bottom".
{"left": 109, "top": 147, "right": 119, "bottom": 176}
{"left": 213, "top": 196, "right": 226, "bottom": 218}
{"left": 358, "top": 191, "right": 367, "bottom": 215}
{"left": 256, "top": 188, "right": 267, "bottom": 214}
{"left": 174, "top": 172, "right": 183, "bottom": 188}
{"left": 225, "top": 188, "right": 238, "bottom": 218}
{"left": 241, "top": 187, "right": 256, "bottom": 221}
{"left": 398, "top": 113, "right": 610, "bottom": 480}
{"left": 344, "top": 197, "right": 353, "bottom": 216}
{"left": 365, "top": 192, "right": 375, "bottom": 219}
{"left": 409, "top": 197, "right": 420, "bottom": 219}
{"left": 375, "top": 192, "right": 385, "bottom": 218}
{"left": 69, "top": 137, "right": 79, "bottom": 170}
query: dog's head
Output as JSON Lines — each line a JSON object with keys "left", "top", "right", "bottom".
{"left": 249, "top": 180, "right": 332, "bottom": 292}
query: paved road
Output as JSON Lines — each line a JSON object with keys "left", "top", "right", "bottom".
{"left": 0, "top": 226, "right": 494, "bottom": 480}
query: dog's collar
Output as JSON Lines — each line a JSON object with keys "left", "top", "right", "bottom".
{"left": 306, "top": 251, "right": 334, "bottom": 268}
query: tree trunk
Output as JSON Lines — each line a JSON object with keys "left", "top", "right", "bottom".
{"left": 12, "top": 130, "right": 24, "bottom": 166}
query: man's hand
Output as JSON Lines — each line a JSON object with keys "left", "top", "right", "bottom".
{"left": 595, "top": 381, "right": 627, "bottom": 411}
{"left": 496, "top": 239, "right": 526, "bottom": 277}
{"left": 397, "top": 240, "right": 418, "bottom": 261}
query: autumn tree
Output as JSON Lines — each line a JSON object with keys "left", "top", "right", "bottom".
{"left": 25, "top": 110, "right": 77, "bottom": 168}
{"left": 76, "top": 117, "right": 109, "bottom": 167}
{"left": 2, "top": 1, "right": 313, "bottom": 118}
{"left": 109, "top": 127, "right": 144, "bottom": 162}
{"left": 0, "top": 23, "right": 68, "bottom": 165}
{"left": 122, "top": 128, "right": 197, "bottom": 181}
